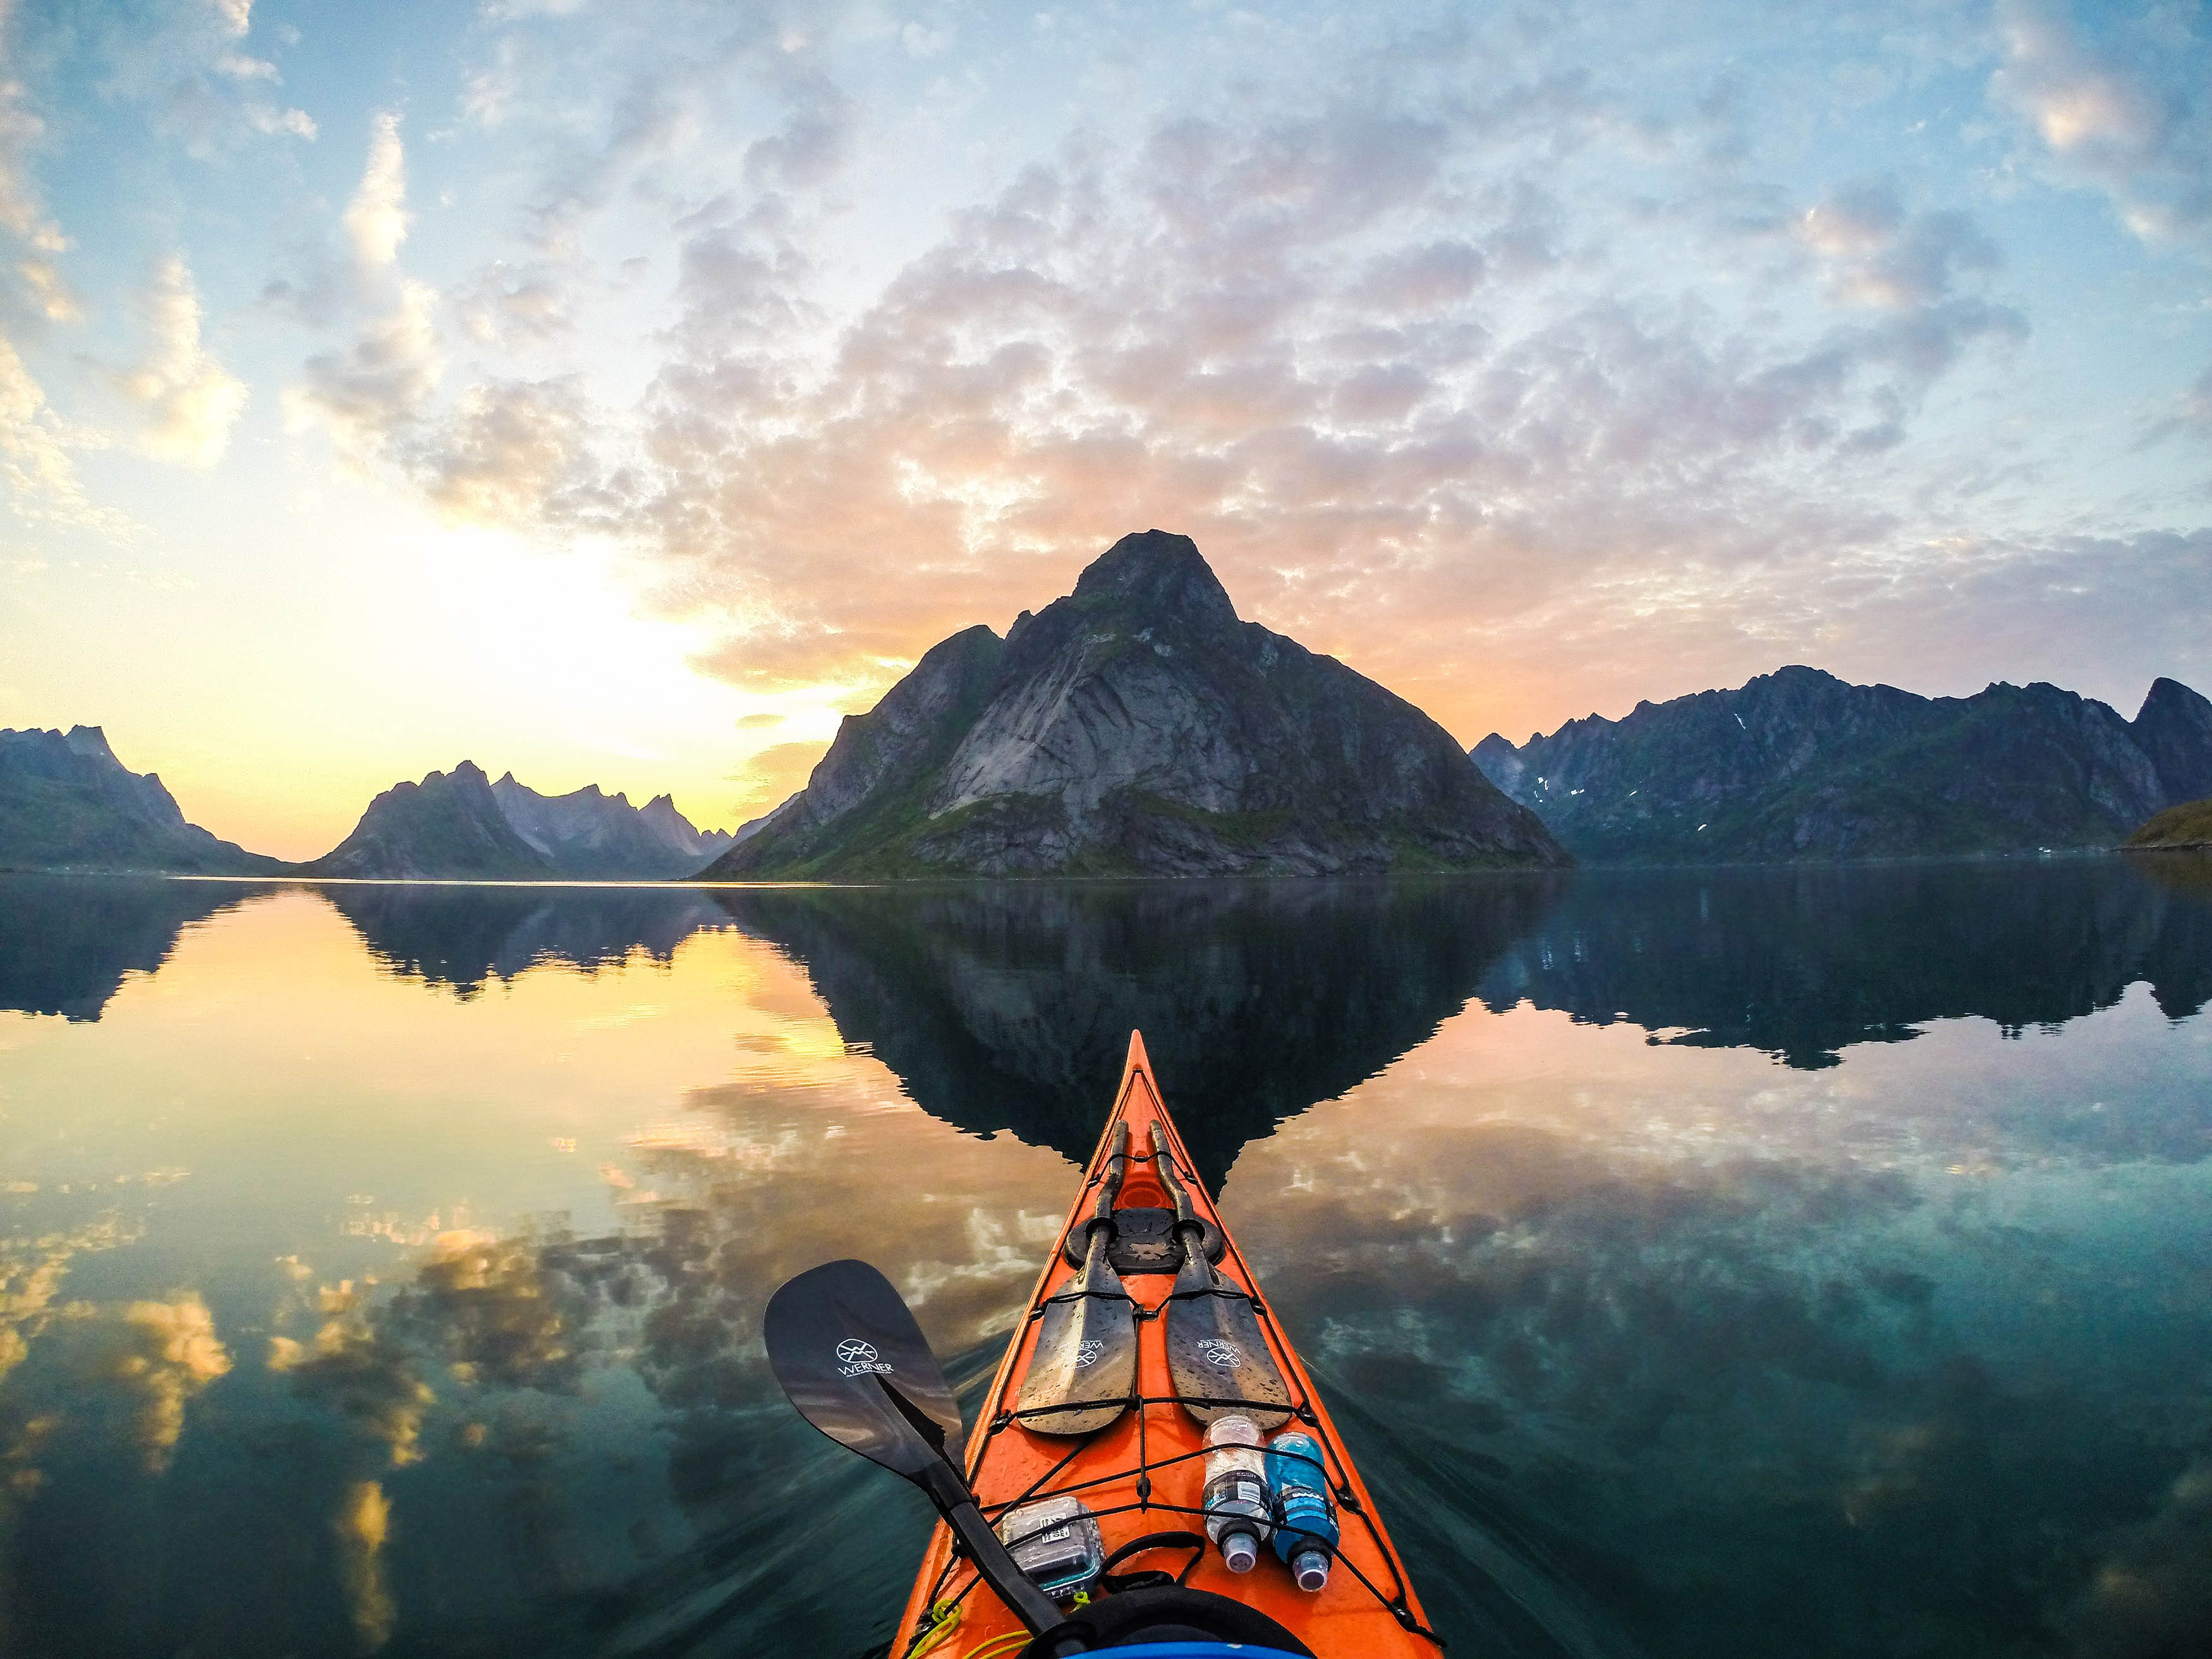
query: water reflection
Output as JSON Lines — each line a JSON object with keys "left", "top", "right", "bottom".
{"left": 320, "top": 884, "right": 741, "bottom": 998}
{"left": 1480, "top": 859, "right": 2212, "bottom": 1066}
{"left": 714, "top": 877, "right": 1566, "bottom": 1184}
{"left": 0, "top": 875, "right": 269, "bottom": 1019}
{"left": 0, "top": 866, "right": 2208, "bottom": 1658}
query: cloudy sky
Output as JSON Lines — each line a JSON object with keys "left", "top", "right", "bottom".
{"left": 1, "top": 0, "right": 2208, "bottom": 857}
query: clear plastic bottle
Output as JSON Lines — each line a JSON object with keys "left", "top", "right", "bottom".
{"left": 1201, "top": 1413, "right": 1272, "bottom": 1573}
{"left": 1265, "top": 1429, "right": 1338, "bottom": 1592}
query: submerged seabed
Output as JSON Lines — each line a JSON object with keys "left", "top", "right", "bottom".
{"left": 0, "top": 859, "right": 2208, "bottom": 1658}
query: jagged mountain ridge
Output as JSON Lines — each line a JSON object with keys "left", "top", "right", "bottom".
{"left": 1471, "top": 667, "right": 2212, "bottom": 863}
{"left": 0, "top": 726, "right": 284, "bottom": 875}
{"left": 491, "top": 774, "right": 732, "bottom": 877}
{"left": 708, "top": 530, "right": 1567, "bottom": 878}
{"left": 302, "top": 762, "right": 733, "bottom": 879}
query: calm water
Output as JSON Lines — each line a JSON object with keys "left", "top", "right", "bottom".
{"left": 2, "top": 861, "right": 2210, "bottom": 1659}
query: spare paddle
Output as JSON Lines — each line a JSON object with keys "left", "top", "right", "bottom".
{"left": 1150, "top": 1125, "right": 1292, "bottom": 1431}
{"left": 1016, "top": 1122, "right": 1138, "bottom": 1435}
{"left": 763, "top": 1259, "right": 1064, "bottom": 1638}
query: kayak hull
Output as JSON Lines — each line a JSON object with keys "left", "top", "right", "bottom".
{"left": 892, "top": 1032, "right": 1438, "bottom": 1658}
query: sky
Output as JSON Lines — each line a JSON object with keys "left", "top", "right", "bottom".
{"left": 0, "top": 0, "right": 2208, "bottom": 860}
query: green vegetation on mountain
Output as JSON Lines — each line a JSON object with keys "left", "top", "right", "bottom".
{"left": 0, "top": 726, "right": 284, "bottom": 875}
{"left": 2124, "top": 798, "right": 2212, "bottom": 851}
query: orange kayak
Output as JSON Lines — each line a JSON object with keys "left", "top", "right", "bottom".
{"left": 892, "top": 1031, "right": 1440, "bottom": 1658}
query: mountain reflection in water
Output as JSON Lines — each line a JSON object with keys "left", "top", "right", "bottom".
{"left": 0, "top": 861, "right": 2207, "bottom": 1659}
{"left": 712, "top": 877, "right": 1567, "bottom": 1185}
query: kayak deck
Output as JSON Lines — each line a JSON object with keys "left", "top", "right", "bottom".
{"left": 893, "top": 1033, "right": 1438, "bottom": 1657}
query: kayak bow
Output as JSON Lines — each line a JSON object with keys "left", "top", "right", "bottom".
{"left": 893, "top": 1031, "right": 1439, "bottom": 1658}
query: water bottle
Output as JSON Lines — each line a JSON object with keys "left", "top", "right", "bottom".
{"left": 1201, "top": 1413, "right": 1271, "bottom": 1573}
{"left": 1266, "top": 1429, "right": 1337, "bottom": 1591}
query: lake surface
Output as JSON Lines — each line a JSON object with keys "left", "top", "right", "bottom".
{"left": 2, "top": 860, "right": 2210, "bottom": 1659}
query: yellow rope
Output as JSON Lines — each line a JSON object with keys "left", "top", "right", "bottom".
{"left": 906, "top": 1602, "right": 962, "bottom": 1658}
{"left": 957, "top": 1633, "right": 1032, "bottom": 1659}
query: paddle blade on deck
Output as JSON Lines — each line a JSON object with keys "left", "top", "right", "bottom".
{"left": 1164, "top": 1260, "right": 1294, "bottom": 1431}
{"left": 763, "top": 1258, "right": 966, "bottom": 1478}
{"left": 1149, "top": 1125, "right": 1293, "bottom": 1431}
{"left": 1016, "top": 1236, "right": 1137, "bottom": 1436}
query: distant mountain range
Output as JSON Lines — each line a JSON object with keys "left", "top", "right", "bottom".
{"left": 0, "top": 726, "right": 284, "bottom": 875}
{"left": 300, "top": 762, "right": 732, "bottom": 878}
{"left": 0, "top": 731, "right": 730, "bottom": 879}
{"left": 1473, "top": 668, "right": 2212, "bottom": 863}
{"left": 13, "top": 609, "right": 2211, "bottom": 880}
{"left": 707, "top": 530, "right": 1564, "bottom": 877}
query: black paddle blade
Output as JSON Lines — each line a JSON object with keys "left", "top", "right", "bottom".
{"left": 763, "top": 1259, "right": 966, "bottom": 1479}
{"left": 1016, "top": 1232, "right": 1137, "bottom": 1436}
{"left": 1165, "top": 1273, "right": 1292, "bottom": 1431}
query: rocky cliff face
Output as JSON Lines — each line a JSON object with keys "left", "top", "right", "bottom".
{"left": 304, "top": 763, "right": 733, "bottom": 880}
{"left": 0, "top": 726, "right": 284, "bottom": 874}
{"left": 708, "top": 531, "right": 1566, "bottom": 878}
{"left": 1471, "top": 666, "right": 2212, "bottom": 862}
{"left": 492, "top": 774, "right": 731, "bottom": 877}
{"left": 2132, "top": 678, "right": 2212, "bottom": 807}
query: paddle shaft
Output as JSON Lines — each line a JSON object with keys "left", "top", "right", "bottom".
{"left": 918, "top": 1459, "right": 1069, "bottom": 1637}
{"left": 1149, "top": 1125, "right": 1202, "bottom": 1244}
{"left": 1091, "top": 1121, "right": 1131, "bottom": 1227}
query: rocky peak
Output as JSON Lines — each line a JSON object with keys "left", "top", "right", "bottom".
{"left": 710, "top": 528, "right": 1565, "bottom": 878}
{"left": 63, "top": 725, "right": 120, "bottom": 763}
{"left": 1067, "top": 529, "right": 1239, "bottom": 635}
{"left": 2132, "top": 676, "right": 2212, "bottom": 806}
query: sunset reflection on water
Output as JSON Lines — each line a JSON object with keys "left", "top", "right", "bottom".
{"left": 0, "top": 863, "right": 2207, "bottom": 1658}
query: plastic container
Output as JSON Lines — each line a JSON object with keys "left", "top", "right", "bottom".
{"left": 995, "top": 1494, "right": 1105, "bottom": 1602}
{"left": 1200, "top": 1413, "right": 1272, "bottom": 1573}
{"left": 1265, "top": 1429, "right": 1338, "bottom": 1591}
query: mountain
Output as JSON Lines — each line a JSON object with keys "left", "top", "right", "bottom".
{"left": 301, "top": 762, "right": 733, "bottom": 880}
{"left": 1470, "top": 667, "right": 2212, "bottom": 863}
{"left": 490, "top": 774, "right": 732, "bottom": 877}
{"left": 705, "top": 530, "right": 1566, "bottom": 878}
{"left": 300, "top": 762, "right": 546, "bottom": 878}
{"left": 2125, "top": 799, "right": 2212, "bottom": 851}
{"left": 0, "top": 726, "right": 284, "bottom": 874}
{"left": 2130, "top": 678, "right": 2212, "bottom": 806}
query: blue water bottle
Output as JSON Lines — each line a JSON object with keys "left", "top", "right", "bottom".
{"left": 1265, "top": 1430, "right": 1337, "bottom": 1591}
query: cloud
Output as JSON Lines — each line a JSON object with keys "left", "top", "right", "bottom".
{"left": 284, "top": 277, "right": 444, "bottom": 467}
{"left": 345, "top": 112, "right": 410, "bottom": 273}
{"left": 416, "top": 375, "right": 588, "bottom": 524}
{"left": 0, "top": 336, "right": 133, "bottom": 534}
{"left": 68, "top": 1293, "right": 233, "bottom": 1474}
{"left": 1990, "top": 0, "right": 2212, "bottom": 243}
{"left": 284, "top": 0, "right": 2197, "bottom": 753}
{"left": 332, "top": 1480, "right": 396, "bottom": 1652}
{"left": 1796, "top": 185, "right": 2000, "bottom": 309}
{"left": 0, "top": 9, "right": 77, "bottom": 323}
{"left": 523, "top": 75, "right": 2034, "bottom": 712}
{"left": 2060, "top": 1460, "right": 2212, "bottom": 1658}
{"left": 125, "top": 253, "right": 248, "bottom": 465}
{"left": 245, "top": 102, "right": 315, "bottom": 138}
{"left": 268, "top": 1280, "right": 434, "bottom": 1467}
